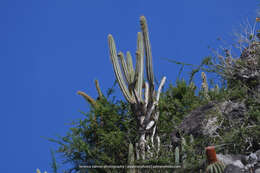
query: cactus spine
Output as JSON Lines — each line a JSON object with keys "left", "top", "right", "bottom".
{"left": 108, "top": 16, "right": 166, "bottom": 160}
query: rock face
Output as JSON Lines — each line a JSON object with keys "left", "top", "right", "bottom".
{"left": 217, "top": 154, "right": 245, "bottom": 169}
{"left": 218, "top": 150, "right": 260, "bottom": 173}
{"left": 224, "top": 164, "right": 243, "bottom": 173}
{"left": 171, "top": 100, "right": 246, "bottom": 144}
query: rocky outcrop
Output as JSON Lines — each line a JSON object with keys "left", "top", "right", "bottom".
{"left": 171, "top": 100, "right": 246, "bottom": 144}
{"left": 218, "top": 150, "right": 260, "bottom": 173}
{"left": 223, "top": 164, "right": 243, "bottom": 173}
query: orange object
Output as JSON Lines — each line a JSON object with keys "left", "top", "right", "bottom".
{"left": 205, "top": 146, "right": 218, "bottom": 164}
{"left": 256, "top": 17, "right": 260, "bottom": 22}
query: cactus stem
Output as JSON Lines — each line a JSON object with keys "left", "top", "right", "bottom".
{"left": 77, "top": 91, "right": 96, "bottom": 107}
{"left": 94, "top": 80, "right": 103, "bottom": 98}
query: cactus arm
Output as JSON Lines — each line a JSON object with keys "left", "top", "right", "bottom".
{"left": 145, "top": 120, "right": 155, "bottom": 130}
{"left": 156, "top": 76, "right": 166, "bottom": 102}
{"left": 108, "top": 34, "right": 134, "bottom": 103}
{"left": 175, "top": 147, "right": 180, "bottom": 165}
{"left": 127, "top": 143, "right": 135, "bottom": 173}
{"left": 151, "top": 125, "right": 156, "bottom": 146}
{"left": 144, "top": 80, "right": 166, "bottom": 125}
{"left": 145, "top": 102, "right": 155, "bottom": 121}
{"left": 94, "top": 80, "right": 103, "bottom": 98}
{"left": 132, "top": 87, "right": 141, "bottom": 104}
{"left": 134, "top": 50, "right": 143, "bottom": 102}
{"left": 126, "top": 51, "right": 135, "bottom": 83}
{"left": 127, "top": 143, "right": 136, "bottom": 173}
{"left": 118, "top": 52, "right": 131, "bottom": 86}
{"left": 77, "top": 91, "right": 96, "bottom": 107}
{"left": 144, "top": 77, "right": 166, "bottom": 124}
{"left": 135, "top": 143, "right": 140, "bottom": 160}
{"left": 144, "top": 82, "right": 149, "bottom": 108}
{"left": 201, "top": 72, "right": 210, "bottom": 101}
{"left": 140, "top": 16, "right": 154, "bottom": 94}
{"left": 136, "top": 32, "right": 144, "bottom": 100}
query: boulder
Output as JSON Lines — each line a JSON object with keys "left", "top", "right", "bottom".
{"left": 223, "top": 164, "right": 243, "bottom": 173}
{"left": 255, "top": 168, "right": 260, "bottom": 173}
{"left": 171, "top": 100, "right": 246, "bottom": 143}
{"left": 217, "top": 154, "right": 245, "bottom": 169}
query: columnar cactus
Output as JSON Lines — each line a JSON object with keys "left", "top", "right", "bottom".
{"left": 108, "top": 16, "right": 166, "bottom": 160}
{"left": 201, "top": 72, "right": 210, "bottom": 101}
{"left": 127, "top": 142, "right": 135, "bottom": 173}
{"left": 175, "top": 147, "right": 180, "bottom": 165}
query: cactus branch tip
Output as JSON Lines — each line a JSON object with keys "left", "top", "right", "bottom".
{"left": 77, "top": 91, "right": 83, "bottom": 95}
{"left": 118, "top": 51, "right": 123, "bottom": 56}
{"left": 140, "top": 16, "right": 147, "bottom": 29}
{"left": 108, "top": 34, "right": 114, "bottom": 41}
{"left": 140, "top": 16, "right": 146, "bottom": 23}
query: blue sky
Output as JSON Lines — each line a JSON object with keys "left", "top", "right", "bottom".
{"left": 0, "top": 0, "right": 258, "bottom": 172}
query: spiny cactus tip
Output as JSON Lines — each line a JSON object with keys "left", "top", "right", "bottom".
{"left": 140, "top": 16, "right": 146, "bottom": 22}
{"left": 108, "top": 34, "right": 113, "bottom": 39}
{"left": 77, "top": 91, "right": 85, "bottom": 95}
{"left": 118, "top": 51, "right": 123, "bottom": 56}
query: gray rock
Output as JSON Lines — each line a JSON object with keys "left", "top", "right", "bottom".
{"left": 246, "top": 153, "right": 258, "bottom": 164}
{"left": 224, "top": 164, "right": 243, "bottom": 173}
{"left": 171, "top": 100, "right": 246, "bottom": 143}
{"left": 255, "top": 168, "right": 260, "bottom": 173}
{"left": 217, "top": 154, "right": 245, "bottom": 168}
{"left": 255, "top": 150, "right": 260, "bottom": 162}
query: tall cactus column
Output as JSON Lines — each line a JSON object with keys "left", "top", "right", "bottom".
{"left": 108, "top": 16, "right": 166, "bottom": 160}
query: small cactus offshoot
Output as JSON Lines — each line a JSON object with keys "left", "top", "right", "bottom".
{"left": 77, "top": 79, "right": 103, "bottom": 107}
{"left": 201, "top": 72, "right": 210, "bottom": 101}
{"left": 174, "top": 146, "right": 180, "bottom": 165}
{"left": 127, "top": 142, "right": 135, "bottom": 173}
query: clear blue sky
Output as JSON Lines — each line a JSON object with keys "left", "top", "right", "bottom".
{"left": 0, "top": 0, "right": 258, "bottom": 172}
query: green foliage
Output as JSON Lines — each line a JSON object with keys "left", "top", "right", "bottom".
{"left": 50, "top": 149, "right": 58, "bottom": 173}
{"left": 159, "top": 79, "right": 201, "bottom": 130}
{"left": 48, "top": 14, "right": 260, "bottom": 173}
{"left": 50, "top": 95, "right": 136, "bottom": 173}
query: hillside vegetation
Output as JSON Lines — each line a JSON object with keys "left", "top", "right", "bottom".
{"left": 48, "top": 16, "right": 260, "bottom": 173}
